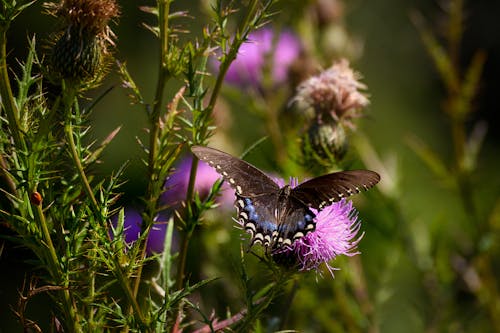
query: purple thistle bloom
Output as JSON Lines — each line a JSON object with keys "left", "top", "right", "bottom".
{"left": 222, "top": 28, "right": 301, "bottom": 87}
{"left": 281, "top": 200, "right": 362, "bottom": 275}
{"left": 113, "top": 208, "right": 168, "bottom": 255}
{"left": 161, "top": 156, "right": 234, "bottom": 209}
{"left": 262, "top": 178, "right": 363, "bottom": 274}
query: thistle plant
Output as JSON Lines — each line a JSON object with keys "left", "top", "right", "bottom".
{"left": 1, "top": 0, "right": 497, "bottom": 332}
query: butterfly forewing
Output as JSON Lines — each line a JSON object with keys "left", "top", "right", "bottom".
{"left": 291, "top": 170, "right": 380, "bottom": 210}
{"left": 191, "top": 146, "right": 280, "bottom": 197}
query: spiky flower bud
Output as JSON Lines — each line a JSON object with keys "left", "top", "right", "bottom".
{"left": 290, "top": 59, "right": 369, "bottom": 169}
{"left": 50, "top": 27, "right": 102, "bottom": 82}
{"left": 303, "top": 120, "right": 348, "bottom": 166}
{"left": 45, "top": 0, "right": 119, "bottom": 87}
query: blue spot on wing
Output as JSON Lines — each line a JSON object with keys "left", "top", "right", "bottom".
{"left": 260, "top": 220, "right": 277, "bottom": 232}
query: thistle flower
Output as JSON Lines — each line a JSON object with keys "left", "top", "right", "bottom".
{"left": 222, "top": 28, "right": 301, "bottom": 88}
{"left": 292, "top": 59, "right": 369, "bottom": 126}
{"left": 113, "top": 208, "right": 168, "bottom": 255}
{"left": 45, "top": 0, "right": 120, "bottom": 86}
{"left": 273, "top": 199, "right": 362, "bottom": 275}
{"left": 291, "top": 59, "right": 369, "bottom": 168}
{"left": 161, "top": 156, "right": 234, "bottom": 209}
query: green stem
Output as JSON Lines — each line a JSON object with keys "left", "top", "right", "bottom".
{"left": 175, "top": 229, "right": 193, "bottom": 291}
{"left": 114, "top": 258, "right": 147, "bottom": 326}
{"left": 34, "top": 202, "right": 80, "bottom": 332}
{"left": 172, "top": 2, "right": 255, "bottom": 289}
{"left": 204, "top": 0, "right": 262, "bottom": 121}
{"left": 132, "top": 0, "right": 172, "bottom": 310}
{"left": 0, "top": 27, "right": 23, "bottom": 149}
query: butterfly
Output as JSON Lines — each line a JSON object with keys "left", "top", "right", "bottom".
{"left": 191, "top": 146, "right": 380, "bottom": 249}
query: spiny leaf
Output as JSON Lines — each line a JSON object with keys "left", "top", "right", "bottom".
{"left": 85, "top": 126, "right": 122, "bottom": 165}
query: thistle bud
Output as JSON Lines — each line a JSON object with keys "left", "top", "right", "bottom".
{"left": 302, "top": 120, "right": 348, "bottom": 168}
{"left": 51, "top": 27, "right": 102, "bottom": 83}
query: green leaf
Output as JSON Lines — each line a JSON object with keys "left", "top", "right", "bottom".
{"left": 406, "top": 134, "right": 453, "bottom": 186}
{"left": 459, "top": 50, "right": 486, "bottom": 118}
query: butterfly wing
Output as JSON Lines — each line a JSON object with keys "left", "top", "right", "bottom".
{"left": 191, "top": 146, "right": 280, "bottom": 197}
{"left": 235, "top": 193, "right": 281, "bottom": 247}
{"left": 192, "top": 146, "right": 282, "bottom": 246}
{"left": 291, "top": 170, "right": 380, "bottom": 210}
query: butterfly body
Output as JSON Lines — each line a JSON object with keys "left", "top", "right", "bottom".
{"left": 191, "top": 146, "right": 380, "bottom": 249}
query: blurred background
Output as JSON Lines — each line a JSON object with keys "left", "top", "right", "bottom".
{"left": 1, "top": 0, "right": 499, "bottom": 332}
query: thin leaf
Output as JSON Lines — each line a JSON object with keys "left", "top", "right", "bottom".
{"left": 85, "top": 126, "right": 122, "bottom": 164}
{"left": 463, "top": 121, "right": 487, "bottom": 173}
{"left": 406, "top": 134, "right": 453, "bottom": 186}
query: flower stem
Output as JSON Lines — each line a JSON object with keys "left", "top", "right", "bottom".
{"left": 132, "top": 0, "right": 172, "bottom": 309}
{"left": 0, "top": 27, "right": 23, "bottom": 149}
{"left": 34, "top": 201, "right": 80, "bottom": 332}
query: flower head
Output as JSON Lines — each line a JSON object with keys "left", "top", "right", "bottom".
{"left": 270, "top": 179, "right": 363, "bottom": 275}
{"left": 274, "top": 200, "right": 362, "bottom": 275}
{"left": 293, "top": 59, "right": 369, "bottom": 126}
{"left": 45, "top": 0, "right": 120, "bottom": 86}
{"left": 161, "top": 156, "right": 234, "bottom": 209}
{"left": 290, "top": 59, "right": 369, "bottom": 170}
{"left": 222, "top": 28, "right": 301, "bottom": 88}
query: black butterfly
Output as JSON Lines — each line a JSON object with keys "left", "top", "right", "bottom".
{"left": 191, "top": 146, "right": 380, "bottom": 249}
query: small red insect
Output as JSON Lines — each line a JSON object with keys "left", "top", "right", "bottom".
{"left": 30, "top": 191, "right": 43, "bottom": 205}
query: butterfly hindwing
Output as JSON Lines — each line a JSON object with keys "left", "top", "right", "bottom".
{"left": 235, "top": 193, "right": 279, "bottom": 247}
{"left": 191, "top": 146, "right": 279, "bottom": 197}
{"left": 291, "top": 170, "right": 380, "bottom": 210}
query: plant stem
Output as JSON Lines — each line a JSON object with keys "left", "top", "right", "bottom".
{"left": 132, "top": 0, "right": 172, "bottom": 310}
{"left": 0, "top": 27, "right": 23, "bottom": 149}
{"left": 34, "top": 202, "right": 80, "bottom": 332}
{"left": 114, "top": 258, "right": 147, "bottom": 326}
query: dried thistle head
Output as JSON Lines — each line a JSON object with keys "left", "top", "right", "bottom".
{"left": 45, "top": 0, "right": 119, "bottom": 38}
{"left": 289, "top": 59, "right": 370, "bottom": 170}
{"left": 44, "top": 0, "right": 120, "bottom": 87}
{"left": 293, "top": 59, "right": 369, "bottom": 127}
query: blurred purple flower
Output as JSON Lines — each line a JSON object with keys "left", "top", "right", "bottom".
{"left": 113, "top": 208, "right": 168, "bottom": 255}
{"left": 222, "top": 28, "right": 301, "bottom": 87}
{"left": 161, "top": 156, "right": 234, "bottom": 209}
